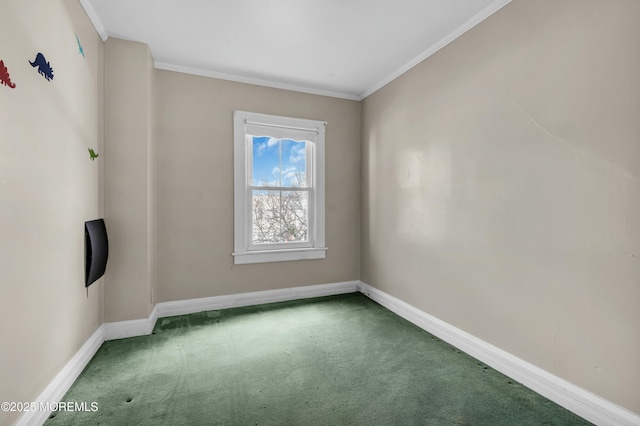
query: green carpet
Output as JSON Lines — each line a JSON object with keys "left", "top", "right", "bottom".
{"left": 46, "top": 293, "right": 590, "bottom": 425}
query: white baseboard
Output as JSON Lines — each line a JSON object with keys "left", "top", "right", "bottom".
{"left": 103, "top": 305, "right": 158, "bottom": 340}
{"left": 105, "top": 281, "right": 358, "bottom": 339}
{"left": 22, "top": 281, "right": 634, "bottom": 426}
{"left": 14, "top": 325, "right": 106, "bottom": 426}
{"left": 156, "top": 281, "right": 359, "bottom": 318}
{"left": 357, "top": 281, "right": 640, "bottom": 426}
{"left": 13, "top": 281, "right": 358, "bottom": 425}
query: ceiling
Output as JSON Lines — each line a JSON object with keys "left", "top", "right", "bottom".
{"left": 81, "top": 0, "right": 511, "bottom": 100}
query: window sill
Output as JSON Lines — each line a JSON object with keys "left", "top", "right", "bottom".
{"left": 233, "top": 247, "right": 327, "bottom": 265}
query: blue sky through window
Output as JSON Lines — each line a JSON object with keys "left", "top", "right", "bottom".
{"left": 252, "top": 136, "right": 307, "bottom": 187}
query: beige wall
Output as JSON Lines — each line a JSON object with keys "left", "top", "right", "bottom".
{"left": 104, "top": 38, "right": 156, "bottom": 322}
{"left": 2, "top": 0, "right": 637, "bottom": 421}
{"left": 156, "top": 71, "right": 361, "bottom": 302}
{"left": 361, "top": 0, "right": 640, "bottom": 413}
{"left": 0, "top": 0, "right": 104, "bottom": 424}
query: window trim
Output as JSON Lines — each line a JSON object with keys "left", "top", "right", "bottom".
{"left": 233, "top": 111, "right": 326, "bottom": 264}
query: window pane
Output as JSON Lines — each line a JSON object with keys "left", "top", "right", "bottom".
{"left": 281, "top": 190, "right": 308, "bottom": 242}
{"left": 252, "top": 136, "right": 280, "bottom": 186}
{"left": 281, "top": 139, "right": 307, "bottom": 188}
{"left": 252, "top": 190, "right": 280, "bottom": 243}
{"left": 252, "top": 190, "right": 308, "bottom": 244}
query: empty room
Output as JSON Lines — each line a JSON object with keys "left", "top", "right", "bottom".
{"left": 1, "top": 0, "right": 638, "bottom": 425}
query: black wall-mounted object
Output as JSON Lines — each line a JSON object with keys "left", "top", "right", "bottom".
{"left": 85, "top": 219, "right": 108, "bottom": 287}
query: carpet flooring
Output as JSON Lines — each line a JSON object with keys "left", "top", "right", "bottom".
{"left": 45, "top": 293, "right": 591, "bottom": 425}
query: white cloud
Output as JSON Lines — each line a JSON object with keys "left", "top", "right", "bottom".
{"left": 255, "top": 141, "right": 266, "bottom": 156}
{"left": 284, "top": 170, "right": 305, "bottom": 186}
{"left": 267, "top": 137, "right": 279, "bottom": 148}
{"left": 272, "top": 165, "right": 296, "bottom": 176}
{"left": 271, "top": 166, "right": 305, "bottom": 186}
{"left": 289, "top": 144, "right": 305, "bottom": 163}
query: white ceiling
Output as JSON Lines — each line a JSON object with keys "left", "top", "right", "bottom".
{"left": 82, "top": 0, "right": 511, "bottom": 100}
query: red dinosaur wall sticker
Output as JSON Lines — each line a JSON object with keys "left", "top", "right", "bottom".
{"left": 0, "top": 60, "right": 16, "bottom": 88}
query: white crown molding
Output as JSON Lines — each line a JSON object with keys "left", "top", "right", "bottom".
{"left": 357, "top": 281, "right": 640, "bottom": 426}
{"left": 156, "top": 0, "right": 513, "bottom": 101}
{"left": 359, "top": 0, "right": 513, "bottom": 99}
{"left": 78, "top": 0, "right": 108, "bottom": 42}
{"left": 154, "top": 62, "right": 361, "bottom": 101}
{"left": 78, "top": 0, "right": 511, "bottom": 102}
{"left": 14, "top": 325, "right": 106, "bottom": 426}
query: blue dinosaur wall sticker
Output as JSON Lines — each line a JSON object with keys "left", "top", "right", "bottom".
{"left": 76, "top": 34, "right": 85, "bottom": 58}
{"left": 29, "top": 52, "right": 54, "bottom": 81}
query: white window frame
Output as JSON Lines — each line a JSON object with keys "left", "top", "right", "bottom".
{"left": 233, "top": 111, "right": 327, "bottom": 264}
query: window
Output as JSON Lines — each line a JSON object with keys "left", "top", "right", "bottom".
{"left": 233, "top": 111, "right": 326, "bottom": 264}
